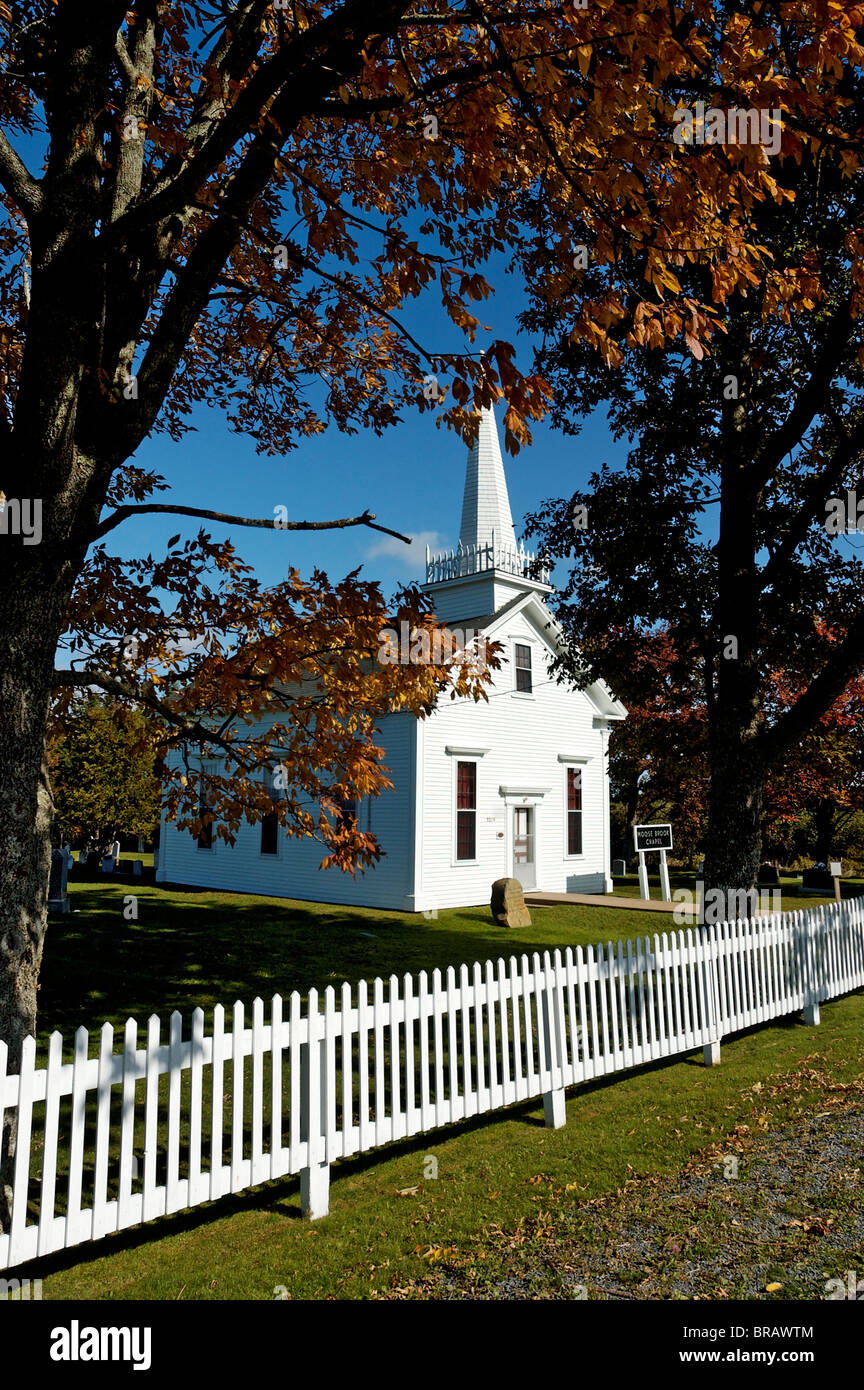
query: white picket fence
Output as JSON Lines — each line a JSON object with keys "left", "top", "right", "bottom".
{"left": 1, "top": 897, "right": 863, "bottom": 1272}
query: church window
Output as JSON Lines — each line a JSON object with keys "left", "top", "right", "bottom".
{"left": 261, "top": 768, "right": 281, "bottom": 855}
{"left": 514, "top": 643, "right": 533, "bottom": 693}
{"left": 566, "top": 767, "right": 583, "bottom": 855}
{"left": 456, "top": 761, "right": 477, "bottom": 860}
{"left": 197, "top": 764, "right": 217, "bottom": 849}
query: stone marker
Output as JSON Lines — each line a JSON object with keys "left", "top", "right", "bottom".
{"left": 101, "top": 855, "right": 116, "bottom": 874}
{"left": 48, "top": 848, "right": 71, "bottom": 914}
{"left": 491, "top": 877, "right": 532, "bottom": 929}
{"left": 611, "top": 858, "right": 626, "bottom": 877}
{"left": 758, "top": 863, "right": 780, "bottom": 886}
{"left": 132, "top": 860, "right": 143, "bottom": 876}
{"left": 801, "top": 864, "right": 834, "bottom": 891}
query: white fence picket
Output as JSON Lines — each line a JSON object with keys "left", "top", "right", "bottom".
{"left": 389, "top": 976, "right": 404, "bottom": 1142}
{"left": 230, "top": 1001, "right": 246, "bottom": 1194}
{"left": 251, "top": 997, "right": 267, "bottom": 1185}
{"left": 403, "top": 973, "right": 416, "bottom": 1134}
{"left": 372, "top": 978, "right": 386, "bottom": 1146}
{"left": 288, "top": 992, "right": 302, "bottom": 1174}
{"left": 66, "top": 1027, "right": 91, "bottom": 1248}
{"left": 117, "top": 1018, "right": 140, "bottom": 1231}
{"left": 447, "top": 966, "right": 462, "bottom": 1120}
{"left": 209, "top": 1004, "right": 225, "bottom": 1200}
{"left": 37, "top": 1032, "right": 64, "bottom": 1256}
{"left": 166, "top": 1012, "right": 184, "bottom": 1214}
{"left": 92, "top": 1022, "right": 116, "bottom": 1239}
{"left": 142, "top": 1015, "right": 165, "bottom": 1224}
{"left": 9, "top": 1035, "right": 37, "bottom": 1266}
{"left": 324, "top": 987, "right": 338, "bottom": 1159}
{"left": 340, "top": 982, "right": 354, "bottom": 1156}
{"left": 189, "top": 1007, "right": 206, "bottom": 1203}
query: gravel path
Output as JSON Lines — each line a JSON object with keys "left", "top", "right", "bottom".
{"left": 385, "top": 1093, "right": 864, "bottom": 1300}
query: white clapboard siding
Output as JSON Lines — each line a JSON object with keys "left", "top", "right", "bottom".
{"left": 1, "top": 896, "right": 863, "bottom": 1273}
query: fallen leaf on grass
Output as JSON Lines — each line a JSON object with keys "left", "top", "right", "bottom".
{"left": 422, "top": 1245, "right": 458, "bottom": 1263}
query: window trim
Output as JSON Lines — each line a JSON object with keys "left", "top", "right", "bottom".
{"left": 196, "top": 762, "right": 217, "bottom": 851}
{"left": 453, "top": 758, "right": 479, "bottom": 865}
{"left": 259, "top": 767, "right": 284, "bottom": 857}
{"left": 260, "top": 810, "right": 279, "bottom": 856}
{"left": 332, "top": 794, "right": 358, "bottom": 829}
{"left": 513, "top": 640, "right": 534, "bottom": 696}
{"left": 564, "top": 765, "right": 584, "bottom": 859}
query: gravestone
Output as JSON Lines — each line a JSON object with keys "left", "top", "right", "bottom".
{"left": 491, "top": 877, "right": 532, "bottom": 929}
{"left": 801, "top": 865, "right": 834, "bottom": 892}
{"left": 101, "top": 855, "right": 116, "bottom": 874}
{"left": 48, "top": 848, "right": 70, "bottom": 914}
{"left": 132, "top": 860, "right": 143, "bottom": 877}
{"left": 758, "top": 863, "right": 780, "bottom": 886}
{"left": 611, "top": 858, "right": 626, "bottom": 877}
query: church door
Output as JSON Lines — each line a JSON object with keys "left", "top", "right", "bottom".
{"left": 512, "top": 807, "right": 536, "bottom": 890}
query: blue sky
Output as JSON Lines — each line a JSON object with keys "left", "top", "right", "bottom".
{"left": 108, "top": 248, "right": 628, "bottom": 599}
{"left": 116, "top": 389, "right": 624, "bottom": 599}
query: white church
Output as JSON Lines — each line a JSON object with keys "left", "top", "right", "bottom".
{"left": 156, "top": 409, "right": 626, "bottom": 911}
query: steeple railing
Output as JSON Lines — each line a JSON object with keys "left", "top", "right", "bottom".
{"left": 425, "top": 533, "right": 550, "bottom": 585}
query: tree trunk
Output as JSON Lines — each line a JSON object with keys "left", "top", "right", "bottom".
{"left": 703, "top": 722, "right": 764, "bottom": 900}
{"left": 705, "top": 349, "right": 765, "bottom": 905}
{"left": 813, "top": 799, "right": 836, "bottom": 864}
{"left": 0, "top": 569, "right": 64, "bottom": 1230}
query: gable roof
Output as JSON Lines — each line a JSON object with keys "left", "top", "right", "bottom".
{"left": 447, "top": 589, "right": 627, "bottom": 722}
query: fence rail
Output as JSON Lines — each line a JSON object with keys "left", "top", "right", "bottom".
{"left": 1, "top": 897, "right": 863, "bottom": 1272}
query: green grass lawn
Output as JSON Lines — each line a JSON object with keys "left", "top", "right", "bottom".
{"left": 117, "top": 851, "right": 154, "bottom": 868}
{"left": 21, "top": 879, "right": 864, "bottom": 1300}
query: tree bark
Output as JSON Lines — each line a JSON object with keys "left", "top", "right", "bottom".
{"left": 703, "top": 711, "right": 765, "bottom": 899}
{"left": 813, "top": 799, "right": 836, "bottom": 864}
{"left": 704, "top": 349, "right": 765, "bottom": 902}
{"left": 0, "top": 561, "right": 66, "bottom": 1229}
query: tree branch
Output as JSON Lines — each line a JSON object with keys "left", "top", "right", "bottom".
{"left": 94, "top": 0, "right": 416, "bottom": 461}
{"left": 751, "top": 299, "right": 856, "bottom": 491}
{"left": 91, "top": 502, "right": 411, "bottom": 543}
{"left": 107, "top": 0, "right": 413, "bottom": 245}
{"left": 759, "top": 611, "right": 864, "bottom": 765}
{"left": 0, "top": 129, "right": 43, "bottom": 218}
{"left": 759, "top": 414, "right": 864, "bottom": 594}
{"left": 52, "top": 666, "right": 230, "bottom": 748}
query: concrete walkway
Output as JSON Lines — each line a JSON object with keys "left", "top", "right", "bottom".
{"left": 525, "top": 890, "right": 697, "bottom": 915}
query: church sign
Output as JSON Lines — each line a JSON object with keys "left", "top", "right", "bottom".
{"left": 633, "top": 823, "right": 673, "bottom": 903}
{"left": 634, "top": 823, "right": 673, "bottom": 853}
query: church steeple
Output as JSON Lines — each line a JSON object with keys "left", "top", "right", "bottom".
{"left": 458, "top": 406, "right": 517, "bottom": 553}
{"left": 422, "top": 404, "right": 551, "bottom": 623}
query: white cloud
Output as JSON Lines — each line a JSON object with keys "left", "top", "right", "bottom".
{"left": 364, "top": 529, "right": 445, "bottom": 573}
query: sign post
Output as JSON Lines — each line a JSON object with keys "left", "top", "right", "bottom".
{"left": 637, "top": 849, "right": 650, "bottom": 900}
{"left": 830, "top": 860, "right": 842, "bottom": 904}
{"left": 633, "top": 823, "right": 674, "bottom": 903}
